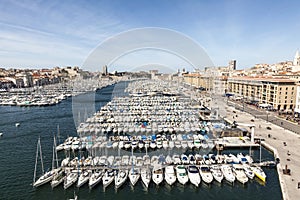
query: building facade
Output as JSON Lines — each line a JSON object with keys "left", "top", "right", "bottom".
{"left": 228, "top": 77, "right": 296, "bottom": 111}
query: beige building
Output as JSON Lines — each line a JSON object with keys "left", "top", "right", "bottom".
{"left": 228, "top": 77, "right": 296, "bottom": 111}
{"left": 183, "top": 73, "right": 228, "bottom": 94}
{"left": 183, "top": 73, "right": 214, "bottom": 90}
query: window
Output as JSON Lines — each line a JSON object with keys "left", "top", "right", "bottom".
{"left": 286, "top": 87, "right": 288, "bottom": 90}
{"left": 292, "top": 87, "right": 294, "bottom": 90}
{"left": 285, "top": 92, "right": 288, "bottom": 95}
{"left": 280, "top": 87, "right": 282, "bottom": 90}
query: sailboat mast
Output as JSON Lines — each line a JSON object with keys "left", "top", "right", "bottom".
{"left": 52, "top": 142, "right": 55, "bottom": 171}
{"left": 57, "top": 125, "right": 60, "bottom": 144}
{"left": 54, "top": 137, "right": 59, "bottom": 168}
{"left": 259, "top": 138, "right": 262, "bottom": 163}
{"left": 33, "top": 138, "right": 39, "bottom": 184}
{"left": 39, "top": 137, "right": 44, "bottom": 174}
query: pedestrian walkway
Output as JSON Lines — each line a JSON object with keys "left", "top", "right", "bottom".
{"left": 225, "top": 105, "right": 300, "bottom": 200}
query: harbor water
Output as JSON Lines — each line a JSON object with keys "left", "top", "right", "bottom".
{"left": 0, "top": 82, "right": 283, "bottom": 200}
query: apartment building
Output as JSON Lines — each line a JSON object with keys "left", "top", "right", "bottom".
{"left": 228, "top": 77, "right": 296, "bottom": 111}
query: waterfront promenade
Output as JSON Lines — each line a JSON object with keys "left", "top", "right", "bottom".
{"left": 226, "top": 104, "right": 300, "bottom": 200}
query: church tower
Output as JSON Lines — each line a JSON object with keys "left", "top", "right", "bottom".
{"left": 293, "top": 50, "right": 300, "bottom": 66}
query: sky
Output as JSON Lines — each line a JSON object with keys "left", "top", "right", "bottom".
{"left": 0, "top": 0, "right": 300, "bottom": 71}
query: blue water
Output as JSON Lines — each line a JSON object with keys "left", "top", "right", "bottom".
{"left": 0, "top": 82, "right": 282, "bottom": 200}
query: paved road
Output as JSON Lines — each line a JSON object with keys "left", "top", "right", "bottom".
{"left": 228, "top": 101, "right": 300, "bottom": 135}
{"left": 225, "top": 102, "right": 300, "bottom": 200}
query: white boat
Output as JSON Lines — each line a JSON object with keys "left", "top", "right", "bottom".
{"left": 51, "top": 170, "right": 65, "bottom": 188}
{"left": 15, "top": 123, "right": 20, "bottom": 127}
{"left": 102, "top": 169, "right": 115, "bottom": 189}
{"left": 221, "top": 165, "right": 235, "bottom": 183}
{"left": 194, "top": 139, "right": 201, "bottom": 148}
{"left": 89, "top": 170, "right": 103, "bottom": 189}
{"left": 181, "top": 154, "right": 189, "bottom": 165}
{"left": 33, "top": 137, "right": 59, "bottom": 187}
{"left": 141, "top": 167, "right": 151, "bottom": 188}
{"left": 150, "top": 141, "right": 156, "bottom": 149}
{"left": 210, "top": 165, "right": 223, "bottom": 183}
{"left": 169, "top": 140, "right": 175, "bottom": 149}
{"left": 107, "top": 156, "right": 114, "bottom": 166}
{"left": 113, "top": 156, "right": 122, "bottom": 167}
{"left": 165, "top": 155, "right": 173, "bottom": 165}
{"left": 136, "top": 156, "right": 143, "bottom": 167}
{"left": 187, "top": 165, "right": 201, "bottom": 187}
{"left": 124, "top": 141, "right": 131, "bottom": 149}
{"left": 129, "top": 168, "right": 140, "bottom": 186}
{"left": 138, "top": 140, "right": 144, "bottom": 149}
{"left": 121, "top": 155, "right": 130, "bottom": 166}
{"left": 174, "top": 141, "right": 181, "bottom": 148}
{"left": 144, "top": 140, "right": 150, "bottom": 149}
{"left": 33, "top": 169, "right": 58, "bottom": 187}
{"left": 226, "top": 154, "right": 240, "bottom": 164}
{"left": 64, "top": 171, "right": 78, "bottom": 189}
{"left": 84, "top": 156, "right": 92, "bottom": 166}
{"left": 232, "top": 164, "right": 248, "bottom": 184}
{"left": 71, "top": 140, "right": 80, "bottom": 151}
{"left": 112, "top": 141, "right": 119, "bottom": 149}
{"left": 188, "top": 154, "right": 196, "bottom": 165}
{"left": 118, "top": 141, "right": 124, "bottom": 149}
{"left": 143, "top": 155, "right": 151, "bottom": 165}
{"left": 176, "top": 165, "right": 189, "bottom": 185}
{"left": 203, "top": 155, "right": 211, "bottom": 165}
{"left": 152, "top": 167, "right": 164, "bottom": 185}
{"left": 199, "top": 165, "right": 213, "bottom": 184}
{"left": 151, "top": 155, "right": 159, "bottom": 166}
{"left": 115, "top": 169, "right": 128, "bottom": 189}
{"left": 156, "top": 140, "right": 163, "bottom": 149}
{"left": 92, "top": 156, "right": 99, "bottom": 166}
{"left": 243, "top": 164, "right": 255, "bottom": 179}
{"left": 77, "top": 171, "right": 90, "bottom": 187}
{"left": 187, "top": 140, "right": 194, "bottom": 149}
{"left": 96, "top": 156, "right": 106, "bottom": 166}
{"left": 251, "top": 166, "right": 266, "bottom": 182}
{"left": 181, "top": 140, "right": 188, "bottom": 149}
{"left": 56, "top": 143, "right": 65, "bottom": 151}
{"left": 164, "top": 166, "right": 176, "bottom": 185}
{"left": 195, "top": 154, "right": 203, "bottom": 165}
{"left": 162, "top": 140, "right": 169, "bottom": 149}
{"left": 131, "top": 140, "right": 138, "bottom": 149}
{"left": 237, "top": 153, "right": 248, "bottom": 164}
{"left": 0, "top": 132, "right": 3, "bottom": 137}
{"left": 172, "top": 154, "right": 181, "bottom": 165}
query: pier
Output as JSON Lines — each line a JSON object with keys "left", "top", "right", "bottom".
{"left": 226, "top": 103, "right": 300, "bottom": 200}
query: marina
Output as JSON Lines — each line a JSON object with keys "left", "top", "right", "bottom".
{"left": 0, "top": 78, "right": 116, "bottom": 106}
{"left": 0, "top": 80, "right": 283, "bottom": 200}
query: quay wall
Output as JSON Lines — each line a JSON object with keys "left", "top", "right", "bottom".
{"left": 261, "top": 141, "right": 288, "bottom": 200}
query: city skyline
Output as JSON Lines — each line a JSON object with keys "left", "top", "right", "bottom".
{"left": 0, "top": 0, "right": 300, "bottom": 71}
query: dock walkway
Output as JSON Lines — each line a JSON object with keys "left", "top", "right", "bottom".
{"left": 226, "top": 104, "right": 300, "bottom": 200}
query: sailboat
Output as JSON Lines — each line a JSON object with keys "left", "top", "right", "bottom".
{"left": 114, "top": 146, "right": 128, "bottom": 189}
{"left": 51, "top": 136, "right": 65, "bottom": 188}
{"left": 33, "top": 137, "right": 60, "bottom": 187}
{"left": 141, "top": 167, "right": 151, "bottom": 188}
{"left": 102, "top": 169, "right": 115, "bottom": 189}
{"left": 141, "top": 140, "right": 151, "bottom": 188}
